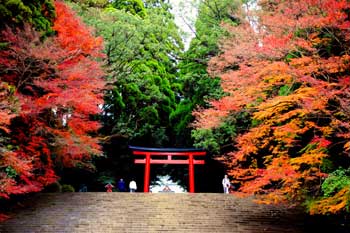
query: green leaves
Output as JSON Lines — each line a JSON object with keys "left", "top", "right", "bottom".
{"left": 174, "top": 0, "right": 240, "bottom": 146}
{"left": 192, "top": 116, "right": 237, "bottom": 155}
{"left": 70, "top": 1, "right": 183, "bottom": 147}
{"left": 192, "top": 129, "right": 220, "bottom": 154}
{"left": 111, "top": 0, "right": 147, "bottom": 18}
{"left": 5, "top": 166, "right": 17, "bottom": 178}
{"left": 0, "top": 0, "right": 55, "bottom": 32}
{"left": 322, "top": 168, "right": 350, "bottom": 198}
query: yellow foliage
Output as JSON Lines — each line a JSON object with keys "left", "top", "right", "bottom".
{"left": 253, "top": 87, "right": 319, "bottom": 123}
{"left": 253, "top": 97, "right": 296, "bottom": 121}
{"left": 274, "top": 109, "right": 306, "bottom": 124}
{"left": 289, "top": 57, "right": 313, "bottom": 68}
{"left": 263, "top": 74, "right": 294, "bottom": 84}
{"left": 255, "top": 191, "right": 290, "bottom": 205}
{"left": 344, "top": 142, "right": 350, "bottom": 152}
{"left": 309, "top": 187, "right": 350, "bottom": 215}
{"left": 320, "top": 126, "right": 334, "bottom": 137}
{"left": 273, "top": 119, "right": 301, "bottom": 138}
{"left": 291, "top": 150, "right": 328, "bottom": 167}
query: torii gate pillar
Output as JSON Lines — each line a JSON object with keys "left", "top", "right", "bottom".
{"left": 129, "top": 146, "right": 206, "bottom": 193}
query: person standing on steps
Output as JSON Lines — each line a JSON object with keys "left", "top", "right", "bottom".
{"left": 79, "top": 184, "right": 87, "bottom": 192}
{"left": 129, "top": 179, "right": 137, "bottom": 193}
{"left": 222, "top": 175, "right": 230, "bottom": 194}
{"left": 117, "top": 178, "right": 126, "bottom": 192}
{"left": 105, "top": 182, "right": 114, "bottom": 192}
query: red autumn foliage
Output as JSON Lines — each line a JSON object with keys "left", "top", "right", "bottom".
{"left": 0, "top": 1, "right": 105, "bottom": 199}
{"left": 194, "top": 0, "right": 350, "bottom": 213}
{"left": 0, "top": 82, "right": 16, "bottom": 135}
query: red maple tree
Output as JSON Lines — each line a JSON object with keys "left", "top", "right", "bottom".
{"left": 0, "top": 1, "right": 105, "bottom": 199}
{"left": 194, "top": 0, "right": 350, "bottom": 213}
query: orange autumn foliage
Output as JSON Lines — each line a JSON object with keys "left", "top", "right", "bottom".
{"left": 194, "top": 0, "right": 350, "bottom": 214}
{"left": 309, "top": 187, "right": 350, "bottom": 215}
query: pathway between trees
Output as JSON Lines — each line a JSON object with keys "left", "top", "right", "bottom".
{"left": 0, "top": 193, "right": 329, "bottom": 232}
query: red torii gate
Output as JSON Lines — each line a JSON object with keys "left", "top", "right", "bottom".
{"left": 129, "top": 146, "right": 206, "bottom": 193}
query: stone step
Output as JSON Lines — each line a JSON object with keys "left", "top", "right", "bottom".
{"left": 0, "top": 193, "right": 306, "bottom": 233}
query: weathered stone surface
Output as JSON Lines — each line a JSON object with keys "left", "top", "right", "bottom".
{"left": 0, "top": 193, "right": 307, "bottom": 233}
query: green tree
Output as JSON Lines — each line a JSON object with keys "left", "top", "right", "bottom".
{"left": 70, "top": 0, "right": 110, "bottom": 8}
{"left": 0, "top": 0, "right": 55, "bottom": 32}
{"left": 172, "top": 0, "right": 241, "bottom": 147}
{"left": 67, "top": 1, "right": 183, "bottom": 184}
{"left": 111, "top": 0, "right": 146, "bottom": 18}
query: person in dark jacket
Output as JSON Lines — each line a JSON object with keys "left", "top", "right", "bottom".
{"left": 117, "top": 178, "right": 126, "bottom": 192}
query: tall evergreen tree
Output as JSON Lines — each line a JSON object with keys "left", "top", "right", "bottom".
{"left": 171, "top": 0, "right": 241, "bottom": 147}
{"left": 68, "top": 0, "right": 183, "bottom": 185}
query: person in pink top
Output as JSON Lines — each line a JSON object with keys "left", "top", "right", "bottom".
{"left": 105, "top": 182, "right": 114, "bottom": 192}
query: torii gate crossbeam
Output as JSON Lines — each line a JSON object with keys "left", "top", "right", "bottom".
{"left": 129, "top": 146, "right": 206, "bottom": 193}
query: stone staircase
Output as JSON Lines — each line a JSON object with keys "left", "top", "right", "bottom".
{"left": 0, "top": 193, "right": 307, "bottom": 233}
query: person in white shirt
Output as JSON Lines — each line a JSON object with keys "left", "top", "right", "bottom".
{"left": 129, "top": 179, "right": 137, "bottom": 192}
{"left": 222, "top": 175, "right": 230, "bottom": 194}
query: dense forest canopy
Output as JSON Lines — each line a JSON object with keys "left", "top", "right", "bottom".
{"left": 68, "top": 0, "right": 183, "bottom": 146}
{"left": 0, "top": 0, "right": 350, "bottom": 219}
